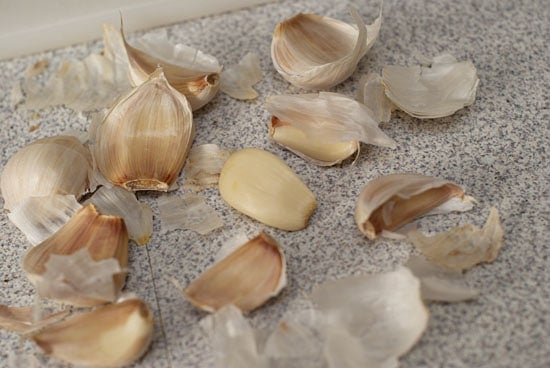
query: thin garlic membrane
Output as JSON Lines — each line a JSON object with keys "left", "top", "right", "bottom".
{"left": 357, "top": 72, "right": 393, "bottom": 123}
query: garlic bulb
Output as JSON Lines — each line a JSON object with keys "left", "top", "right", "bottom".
{"left": 271, "top": 7, "right": 381, "bottom": 89}
{"left": 355, "top": 173, "right": 474, "bottom": 239}
{"left": 91, "top": 68, "right": 194, "bottom": 191}
{"left": 382, "top": 53, "right": 480, "bottom": 118}
{"left": 103, "top": 24, "right": 221, "bottom": 111}
{"left": 219, "top": 148, "right": 317, "bottom": 231}
{"left": 0, "top": 135, "right": 92, "bottom": 211}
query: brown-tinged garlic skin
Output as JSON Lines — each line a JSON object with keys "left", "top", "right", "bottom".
{"left": 0, "top": 135, "right": 91, "bottom": 211}
{"left": 92, "top": 68, "right": 194, "bottom": 192}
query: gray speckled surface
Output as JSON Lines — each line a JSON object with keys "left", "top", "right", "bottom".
{"left": 1, "top": 0, "right": 549, "bottom": 367}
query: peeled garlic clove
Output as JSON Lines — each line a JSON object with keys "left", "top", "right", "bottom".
{"left": 31, "top": 298, "right": 153, "bottom": 367}
{"left": 1, "top": 135, "right": 92, "bottom": 211}
{"left": 382, "top": 53, "right": 480, "bottom": 118}
{"left": 357, "top": 72, "right": 393, "bottom": 123}
{"left": 220, "top": 52, "right": 263, "bottom": 100}
{"left": 271, "top": 7, "right": 381, "bottom": 89}
{"left": 219, "top": 148, "right": 316, "bottom": 231}
{"left": 22, "top": 204, "right": 128, "bottom": 306}
{"left": 409, "top": 207, "right": 504, "bottom": 271}
{"left": 269, "top": 117, "right": 359, "bottom": 166}
{"left": 355, "top": 173, "right": 474, "bottom": 239}
{"left": 91, "top": 68, "right": 194, "bottom": 191}
{"left": 185, "top": 231, "right": 286, "bottom": 312}
{"left": 104, "top": 24, "right": 221, "bottom": 111}
{"left": 0, "top": 305, "right": 70, "bottom": 334}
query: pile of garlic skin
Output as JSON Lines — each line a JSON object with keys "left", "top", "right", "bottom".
{"left": 0, "top": 1, "right": 503, "bottom": 367}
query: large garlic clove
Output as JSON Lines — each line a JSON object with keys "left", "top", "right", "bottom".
{"left": 185, "top": 231, "right": 286, "bottom": 312}
{"left": 0, "top": 135, "right": 92, "bottom": 211}
{"left": 355, "top": 173, "right": 474, "bottom": 239}
{"left": 271, "top": 7, "right": 381, "bottom": 90}
{"left": 409, "top": 207, "right": 504, "bottom": 271}
{"left": 103, "top": 24, "right": 221, "bottom": 111}
{"left": 91, "top": 68, "right": 194, "bottom": 191}
{"left": 0, "top": 305, "right": 70, "bottom": 334}
{"left": 382, "top": 53, "right": 480, "bottom": 118}
{"left": 357, "top": 72, "right": 393, "bottom": 123}
{"left": 22, "top": 204, "right": 128, "bottom": 306}
{"left": 31, "top": 298, "right": 153, "bottom": 367}
{"left": 219, "top": 148, "right": 317, "bottom": 231}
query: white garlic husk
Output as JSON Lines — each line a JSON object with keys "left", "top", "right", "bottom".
{"left": 0, "top": 135, "right": 92, "bottom": 211}
{"left": 382, "top": 53, "right": 480, "bottom": 118}
{"left": 271, "top": 7, "right": 381, "bottom": 89}
{"left": 91, "top": 68, "right": 194, "bottom": 192}
{"left": 357, "top": 72, "right": 393, "bottom": 123}
{"left": 0, "top": 305, "right": 70, "bottom": 335}
{"left": 220, "top": 52, "right": 263, "bottom": 100}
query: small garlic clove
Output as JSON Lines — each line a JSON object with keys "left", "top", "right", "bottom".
{"left": 0, "top": 305, "right": 70, "bottom": 334}
{"left": 409, "top": 207, "right": 504, "bottom": 271}
{"left": 22, "top": 204, "right": 128, "bottom": 306}
{"left": 355, "top": 173, "right": 473, "bottom": 239}
{"left": 0, "top": 135, "right": 92, "bottom": 211}
{"left": 269, "top": 117, "right": 359, "bottom": 166}
{"left": 357, "top": 72, "right": 393, "bottom": 123}
{"left": 220, "top": 52, "right": 263, "bottom": 100}
{"left": 91, "top": 67, "right": 194, "bottom": 191}
{"left": 219, "top": 148, "right": 317, "bottom": 231}
{"left": 185, "top": 231, "right": 286, "bottom": 312}
{"left": 31, "top": 298, "right": 153, "bottom": 367}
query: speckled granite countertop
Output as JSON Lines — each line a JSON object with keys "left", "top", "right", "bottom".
{"left": 0, "top": 0, "right": 548, "bottom": 367}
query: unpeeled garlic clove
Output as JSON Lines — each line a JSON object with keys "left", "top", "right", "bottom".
{"left": 185, "top": 231, "right": 286, "bottom": 312}
{"left": 91, "top": 68, "right": 194, "bottom": 191}
{"left": 219, "top": 148, "right": 317, "bottom": 231}
{"left": 355, "top": 173, "right": 474, "bottom": 239}
{"left": 31, "top": 298, "right": 153, "bottom": 367}
{"left": 0, "top": 135, "right": 92, "bottom": 211}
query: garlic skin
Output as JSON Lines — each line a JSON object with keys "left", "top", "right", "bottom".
{"left": 219, "top": 148, "right": 317, "bottom": 231}
{"left": 0, "top": 305, "right": 70, "bottom": 335}
{"left": 220, "top": 52, "right": 263, "bottom": 100}
{"left": 1, "top": 135, "right": 91, "bottom": 211}
{"left": 271, "top": 8, "right": 381, "bottom": 89}
{"left": 31, "top": 299, "right": 153, "bottom": 367}
{"left": 91, "top": 68, "right": 194, "bottom": 192}
{"left": 355, "top": 173, "right": 474, "bottom": 239}
{"left": 357, "top": 72, "right": 393, "bottom": 123}
{"left": 183, "top": 144, "right": 231, "bottom": 190}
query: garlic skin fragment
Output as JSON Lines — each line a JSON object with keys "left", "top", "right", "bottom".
{"left": 0, "top": 305, "right": 70, "bottom": 334}
{"left": 185, "top": 231, "right": 286, "bottom": 312}
{"left": 220, "top": 52, "right": 263, "bottom": 100}
{"left": 357, "top": 72, "right": 393, "bottom": 123}
{"left": 31, "top": 299, "right": 153, "bottom": 368}
{"left": 91, "top": 68, "right": 194, "bottom": 192}
{"left": 355, "top": 173, "right": 473, "bottom": 239}
{"left": 183, "top": 144, "right": 231, "bottom": 190}
{"left": 1, "top": 135, "right": 92, "bottom": 211}
{"left": 219, "top": 148, "right": 317, "bottom": 231}
{"left": 158, "top": 193, "right": 224, "bottom": 235}
{"left": 382, "top": 53, "right": 480, "bottom": 118}
{"left": 409, "top": 207, "right": 504, "bottom": 271}
{"left": 271, "top": 7, "right": 381, "bottom": 89}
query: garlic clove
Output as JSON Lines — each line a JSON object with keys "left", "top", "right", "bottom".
{"left": 91, "top": 67, "right": 194, "bottom": 192}
{"left": 185, "top": 232, "right": 286, "bottom": 312}
{"left": 1, "top": 135, "right": 92, "bottom": 211}
{"left": 357, "top": 72, "right": 393, "bottom": 123}
{"left": 220, "top": 52, "right": 263, "bottom": 100}
{"left": 408, "top": 207, "right": 504, "bottom": 271}
{"left": 382, "top": 53, "right": 480, "bottom": 118}
{"left": 183, "top": 143, "right": 231, "bottom": 191}
{"left": 271, "top": 7, "right": 381, "bottom": 89}
{"left": 0, "top": 305, "right": 70, "bottom": 335}
{"left": 269, "top": 117, "right": 359, "bottom": 166}
{"left": 219, "top": 148, "right": 317, "bottom": 231}
{"left": 31, "top": 298, "right": 153, "bottom": 367}
{"left": 22, "top": 204, "right": 128, "bottom": 306}
{"left": 355, "top": 173, "right": 473, "bottom": 239}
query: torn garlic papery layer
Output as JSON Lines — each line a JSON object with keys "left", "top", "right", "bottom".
{"left": 382, "top": 53, "right": 480, "bottom": 118}
{"left": 0, "top": 135, "right": 92, "bottom": 211}
{"left": 22, "top": 204, "right": 128, "bottom": 306}
{"left": 220, "top": 52, "right": 263, "bottom": 100}
{"left": 103, "top": 24, "right": 221, "bottom": 111}
{"left": 409, "top": 207, "right": 504, "bottom": 271}
{"left": 311, "top": 267, "right": 429, "bottom": 367}
{"left": 8, "top": 195, "right": 82, "bottom": 246}
{"left": 355, "top": 173, "right": 474, "bottom": 239}
{"left": 183, "top": 144, "right": 231, "bottom": 190}
{"left": 271, "top": 6, "right": 381, "bottom": 89}
{"left": 85, "top": 185, "right": 153, "bottom": 245}
{"left": 405, "top": 255, "right": 479, "bottom": 302}
{"left": 31, "top": 298, "right": 153, "bottom": 368}
{"left": 91, "top": 68, "right": 194, "bottom": 191}
{"left": 185, "top": 232, "right": 286, "bottom": 312}
{"left": 219, "top": 148, "right": 317, "bottom": 231}
{"left": 0, "top": 305, "right": 70, "bottom": 334}
{"left": 158, "top": 193, "right": 223, "bottom": 235}
{"left": 265, "top": 92, "right": 396, "bottom": 147}
{"left": 357, "top": 72, "right": 393, "bottom": 123}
